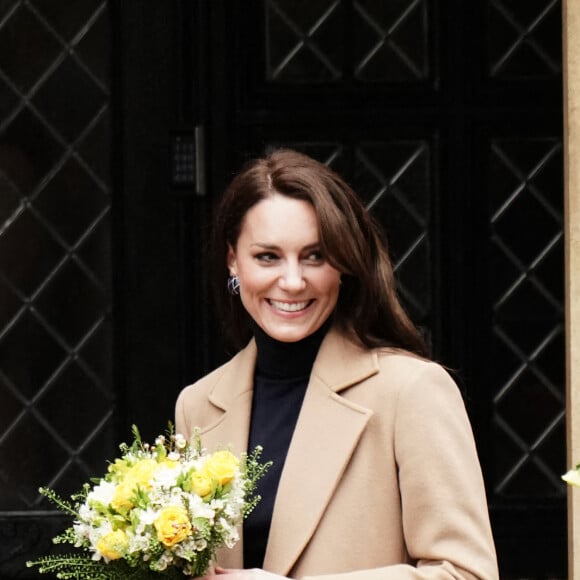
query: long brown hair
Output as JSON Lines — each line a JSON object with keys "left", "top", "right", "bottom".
{"left": 211, "top": 148, "right": 428, "bottom": 357}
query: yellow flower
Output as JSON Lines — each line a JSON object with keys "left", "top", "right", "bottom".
{"left": 154, "top": 506, "right": 192, "bottom": 547}
{"left": 130, "top": 458, "right": 162, "bottom": 484}
{"left": 190, "top": 470, "right": 213, "bottom": 497}
{"left": 204, "top": 450, "right": 239, "bottom": 486}
{"left": 96, "top": 529, "right": 128, "bottom": 560}
{"left": 111, "top": 459, "right": 160, "bottom": 512}
{"left": 562, "top": 469, "right": 580, "bottom": 487}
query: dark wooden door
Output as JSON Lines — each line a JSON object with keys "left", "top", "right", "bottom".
{"left": 187, "top": 1, "right": 567, "bottom": 577}
{"left": 0, "top": 1, "right": 565, "bottom": 578}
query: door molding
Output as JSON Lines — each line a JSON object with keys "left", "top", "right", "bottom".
{"left": 563, "top": 1, "right": 580, "bottom": 577}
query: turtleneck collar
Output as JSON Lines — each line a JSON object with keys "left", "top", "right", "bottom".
{"left": 252, "top": 318, "right": 332, "bottom": 380}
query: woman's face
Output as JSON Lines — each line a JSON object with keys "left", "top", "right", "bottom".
{"left": 228, "top": 193, "right": 341, "bottom": 343}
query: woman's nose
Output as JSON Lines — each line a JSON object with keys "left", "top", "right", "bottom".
{"left": 278, "top": 261, "right": 306, "bottom": 291}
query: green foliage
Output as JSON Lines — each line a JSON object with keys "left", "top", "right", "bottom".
{"left": 27, "top": 554, "right": 185, "bottom": 579}
{"left": 38, "top": 487, "right": 79, "bottom": 518}
{"left": 242, "top": 445, "right": 272, "bottom": 518}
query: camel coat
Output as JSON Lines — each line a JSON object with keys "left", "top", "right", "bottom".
{"left": 175, "top": 327, "right": 499, "bottom": 580}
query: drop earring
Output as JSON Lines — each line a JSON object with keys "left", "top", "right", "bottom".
{"left": 227, "top": 274, "right": 240, "bottom": 295}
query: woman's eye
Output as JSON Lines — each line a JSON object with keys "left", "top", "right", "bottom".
{"left": 305, "top": 251, "right": 324, "bottom": 262}
{"left": 255, "top": 252, "right": 278, "bottom": 263}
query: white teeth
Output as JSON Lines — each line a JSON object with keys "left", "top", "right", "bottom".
{"left": 269, "top": 300, "right": 309, "bottom": 312}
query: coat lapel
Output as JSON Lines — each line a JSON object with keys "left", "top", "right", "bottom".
{"left": 263, "top": 329, "right": 378, "bottom": 575}
{"left": 199, "top": 340, "right": 257, "bottom": 454}
{"left": 197, "top": 341, "right": 258, "bottom": 570}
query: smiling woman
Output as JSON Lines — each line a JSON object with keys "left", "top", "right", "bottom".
{"left": 175, "top": 148, "right": 499, "bottom": 579}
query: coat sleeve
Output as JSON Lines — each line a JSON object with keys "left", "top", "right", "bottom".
{"left": 303, "top": 361, "right": 499, "bottom": 580}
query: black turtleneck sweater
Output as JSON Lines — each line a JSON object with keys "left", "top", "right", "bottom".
{"left": 243, "top": 321, "right": 330, "bottom": 569}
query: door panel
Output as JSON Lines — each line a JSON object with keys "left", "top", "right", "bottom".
{"left": 0, "top": 1, "right": 565, "bottom": 578}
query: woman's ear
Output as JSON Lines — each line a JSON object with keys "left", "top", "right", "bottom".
{"left": 227, "top": 244, "right": 237, "bottom": 275}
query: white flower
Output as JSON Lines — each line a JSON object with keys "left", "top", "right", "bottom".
{"left": 222, "top": 524, "right": 239, "bottom": 548}
{"left": 562, "top": 468, "right": 580, "bottom": 487}
{"left": 137, "top": 507, "right": 159, "bottom": 526}
{"left": 127, "top": 531, "right": 151, "bottom": 554}
{"left": 72, "top": 522, "right": 92, "bottom": 545}
{"left": 77, "top": 503, "right": 93, "bottom": 521}
{"left": 87, "top": 480, "right": 116, "bottom": 506}
{"left": 194, "top": 538, "right": 208, "bottom": 550}
{"left": 189, "top": 494, "right": 216, "bottom": 520}
{"left": 153, "top": 464, "right": 180, "bottom": 488}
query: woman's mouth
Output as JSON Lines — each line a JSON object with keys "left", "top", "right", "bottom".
{"left": 268, "top": 299, "right": 312, "bottom": 312}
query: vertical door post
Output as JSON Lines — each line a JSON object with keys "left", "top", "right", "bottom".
{"left": 563, "top": 1, "right": 580, "bottom": 577}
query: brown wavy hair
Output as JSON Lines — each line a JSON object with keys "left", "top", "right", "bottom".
{"left": 211, "top": 148, "right": 428, "bottom": 357}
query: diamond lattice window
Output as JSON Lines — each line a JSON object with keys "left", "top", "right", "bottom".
{"left": 353, "top": 141, "right": 431, "bottom": 324}
{"left": 0, "top": 1, "right": 114, "bottom": 509}
{"left": 488, "top": 0, "right": 562, "bottom": 79}
{"left": 264, "top": 0, "right": 430, "bottom": 83}
{"left": 488, "top": 138, "right": 565, "bottom": 498}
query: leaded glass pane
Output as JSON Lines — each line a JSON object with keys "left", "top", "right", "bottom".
{"left": 0, "top": 414, "right": 69, "bottom": 509}
{"left": 0, "top": 209, "right": 65, "bottom": 296}
{"left": 353, "top": 0, "right": 429, "bottom": 81}
{"left": 263, "top": 0, "right": 431, "bottom": 84}
{"left": 487, "top": 0, "right": 561, "bottom": 79}
{"left": 488, "top": 137, "right": 565, "bottom": 498}
{"left": 0, "top": 5, "right": 61, "bottom": 92}
{"left": 265, "top": 0, "right": 343, "bottom": 82}
{"left": 0, "top": 0, "right": 114, "bottom": 511}
{"left": 32, "top": 55, "right": 107, "bottom": 143}
{"left": 1, "top": 107, "right": 65, "bottom": 196}
{"left": 33, "top": 158, "right": 108, "bottom": 245}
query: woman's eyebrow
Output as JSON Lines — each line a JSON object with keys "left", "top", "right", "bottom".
{"left": 249, "top": 242, "right": 320, "bottom": 251}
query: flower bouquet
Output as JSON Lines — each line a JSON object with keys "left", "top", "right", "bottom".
{"left": 562, "top": 463, "right": 580, "bottom": 487}
{"left": 27, "top": 425, "right": 271, "bottom": 579}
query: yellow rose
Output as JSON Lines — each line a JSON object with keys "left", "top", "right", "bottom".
{"left": 129, "top": 459, "right": 161, "bottom": 486}
{"left": 204, "top": 450, "right": 239, "bottom": 486}
{"left": 190, "top": 470, "right": 213, "bottom": 497}
{"left": 111, "top": 459, "right": 159, "bottom": 512}
{"left": 111, "top": 475, "right": 138, "bottom": 512}
{"left": 96, "top": 529, "right": 128, "bottom": 560}
{"left": 154, "top": 506, "right": 192, "bottom": 547}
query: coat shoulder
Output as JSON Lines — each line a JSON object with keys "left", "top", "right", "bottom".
{"left": 375, "top": 349, "right": 454, "bottom": 386}
{"left": 358, "top": 348, "right": 463, "bottom": 412}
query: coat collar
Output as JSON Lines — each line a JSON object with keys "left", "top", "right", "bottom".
{"left": 208, "top": 326, "right": 379, "bottom": 404}
{"left": 203, "top": 326, "right": 379, "bottom": 574}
